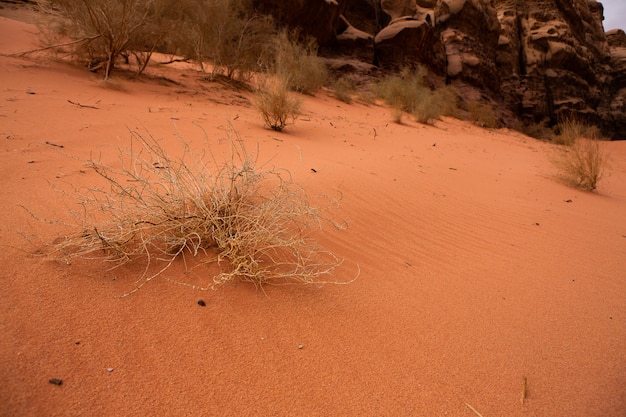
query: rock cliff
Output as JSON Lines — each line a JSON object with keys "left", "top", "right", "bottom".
{"left": 256, "top": 0, "right": 625, "bottom": 139}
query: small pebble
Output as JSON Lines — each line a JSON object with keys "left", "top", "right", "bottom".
{"left": 197, "top": 300, "right": 206, "bottom": 307}
{"left": 297, "top": 344, "right": 304, "bottom": 350}
{"left": 49, "top": 378, "right": 63, "bottom": 386}
{"left": 106, "top": 368, "right": 114, "bottom": 373}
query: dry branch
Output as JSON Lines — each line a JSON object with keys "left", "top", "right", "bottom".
{"left": 1, "top": 35, "right": 102, "bottom": 57}
{"left": 67, "top": 99, "right": 99, "bottom": 109}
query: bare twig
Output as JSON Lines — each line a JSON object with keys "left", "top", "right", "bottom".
{"left": 465, "top": 403, "right": 484, "bottom": 417}
{"left": 2, "top": 35, "right": 102, "bottom": 57}
{"left": 67, "top": 100, "right": 100, "bottom": 109}
{"left": 45, "top": 141, "right": 64, "bottom": 148}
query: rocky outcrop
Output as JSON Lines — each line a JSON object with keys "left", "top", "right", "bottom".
{"left": 254, "top": 0, "right": 626, "bottom": 138}
{"left": 436, "top": 0, "right": 501, "bottom": 91}
{"left": 602, "top": 29, "right": 626, "bottom": 138}
{"left": 495, "top": 0, "right": 612, "bottom": 129}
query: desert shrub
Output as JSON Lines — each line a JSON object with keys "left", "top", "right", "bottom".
{"left": 518, "top": 121, "right": 552, "bottom": 140}
{"left": 41, "top": 0, "right": 170, "bottom": 79}
{"left": 554, "top": 116, "right": 600, "bottom": 145}
{"left": 333, "top": 77, "right": 356, "bottom": 104}
{"left": 554, "top": 137, "right": 609, "bottom": 191}
{"left": 271, "top": 29, "right": 328, "bottom": 94}
{"left": 170, "top": 0, "right": 274, "bottom": 80}
{"left": 467, "top": 100, "right": 498, "bottom": 128}
{"left": 254, "top": 77, "right": 302, "bottom": 131}
{"left": 376, "top": 67, "right": 457, "bottom": 124}
{"left": 43, "top": 128, "right": 341, "bottom": 293}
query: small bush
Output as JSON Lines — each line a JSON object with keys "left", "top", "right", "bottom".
{"left": 42, "top": 0, "right": 169, "bottom": 79}
{"left": 554, "top": 116, "right": 600, "bottom": 145}
{"left": 467, "top": 100, "right": 498, "bottom": 128}
{"left": 554, "top": 137, "right": 609, "bottom": 191}
{"left": 43, "top": 128, "right": 341, "bottom": 293}
{"left": 333, "top": 77, "right": 356, "bottom": 104}
{"left": 271, "top": 29, "right": 327, "bottom": 94}
{"left": 518, "top": 121, "right": 552, "bottom": 140}
{"left": 376, "top": 67, "right": 457, "bottom": 124}
{"left": 254, "top": 77, "right": 302, "bottom": 131}
{"left": 171, "top": 0, "right": 274, "bottom": 80}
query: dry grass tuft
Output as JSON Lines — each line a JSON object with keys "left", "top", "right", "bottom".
{"left": 376, "top": 67, "right": 458, "bottom": 124}
{"left": 554, "top": 116, "right": 600, "bottom": 145}
{"left": 333, "top": 77, "right": 356, "bottom": 104}
{"left": 254, "top": 77, "right": 302, "bottom": 131}
{"left": 42, "top": 127, "right": 343, "bottom": 294}
{"left": 554, "top": 137, "right": 609, "bottom": 191}
{"left": 467, "top": 100, "right": 498, "bottom": 128}
{"left": 271, "top": 29, "right": 327, "bottom": 95}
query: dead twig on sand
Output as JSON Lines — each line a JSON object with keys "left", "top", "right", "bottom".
{"left": 67, "top": 99, "right": 99, "bottom": 109}
{"left": 465, "top": 403, "right": 484, "bottom": 417}
{"left": 45, "top": 141, "right": 64, "bottom": 148}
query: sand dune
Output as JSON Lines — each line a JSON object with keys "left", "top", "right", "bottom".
{"left": 1, "top": 15, "right": 625, "bottom": 417}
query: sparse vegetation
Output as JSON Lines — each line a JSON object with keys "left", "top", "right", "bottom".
{"left": 554, "top": 137, "right": 609, "bottom": 191}
{"left": 554, "top": 116, "right": 601, "bottom": 145}
{"left": 171, "top": 0, "right": 274, "bottom": 80}
{"left": 333, "top": 77, "right": 356, "bottom": 104}
{"left": 271, "top": 29, "right": 328, "bottom": 95}
{"left": 254, "top": 77, "right": 302, "bottom": 131}
{"left": 376, "top": 67, "right": 458, "bottom": 124}
{"left": 517, "top": 121, "right": 552, "bottom": 140}
{"left": 43, "top": 128, "right": 341, "bottom": 293}
{"left": 467, "top": 100, "right": 498, "bottom": 128}
{"left": 41, "top": 0, "right": 274, "bottom": 81}
{"left": 41, "top": 0, "right": 168, "bottom": 79}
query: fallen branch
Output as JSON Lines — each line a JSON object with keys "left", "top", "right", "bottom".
{"left": 156, "top": 57, "right": 190, "bottom": 65}
{"left": 67, "top": 99, "right": 99, "bottom": 109}
{"left": 465, "top": 403, "right": 484, "bottom": 417}
{"left": 45, "top": 141, "right": 64, "bottom": 148}
{"left": 2, "top": 35, "right": 102, "bottom": 58}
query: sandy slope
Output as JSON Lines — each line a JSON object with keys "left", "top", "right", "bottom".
{"left": 1, "top": 15, "right": 626, "bottom": 417}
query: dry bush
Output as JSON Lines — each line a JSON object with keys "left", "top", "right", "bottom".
{"left": 271, "top": 29, "right": 328, "bottom": 94}
{"left": 467, "top": 100, "right": 498, "bottom": 128}
{"left": 333, "top": 77, "right": 356, "bottom": 104}
{"left": 376, "top": 67, "right": 458, "bottom": 124}
{"left": 554, "top": 137, "right": 609, "bottom": 191}
{"left": 170, "top": 0, "right": 274, "bottom": 80}
{"left": 40, "top": 0, "right": 169, "bottom": 79}
{"left": 554, "top": 116, "right": 600, "bottom": 145}
{"left": 44, "top": 128, "right": 342, "bottom": 293}
{"left": 518, "top": 121, "right": 552, "bottom": 140}
{"left": 254, "top": 77, "right": 302, "bottom": 131}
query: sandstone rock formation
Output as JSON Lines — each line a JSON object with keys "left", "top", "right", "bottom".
{"left": 255, "top": 0, "right": 626, "bottom": 138}
{"left": 603, "top": 29, "right": 626, "bottom": 138}
{"left": 496, "top": 0, "right": 612, "bottom": 127}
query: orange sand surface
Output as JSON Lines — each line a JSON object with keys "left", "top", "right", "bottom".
{"left": 1, "top": 15, "right": 625, "bottom": 417}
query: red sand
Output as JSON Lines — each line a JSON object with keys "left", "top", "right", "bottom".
{"left": 1, "top": 15, "right": 625, "bottom": 417}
